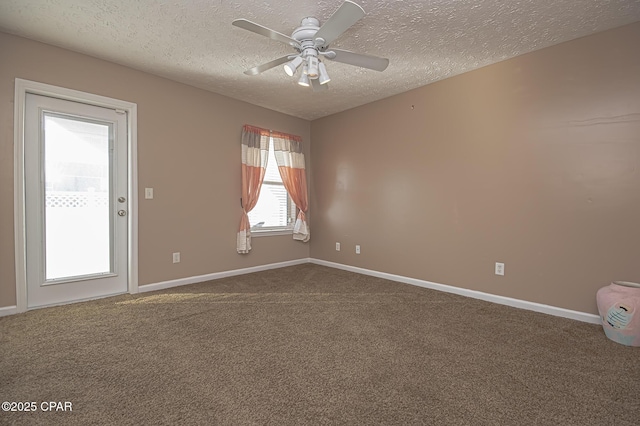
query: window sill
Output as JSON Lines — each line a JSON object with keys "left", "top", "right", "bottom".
{"left": 250, "top": 228, "right": 293, "bottom": 237}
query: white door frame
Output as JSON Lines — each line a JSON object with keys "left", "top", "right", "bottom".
{"left": 14, "top": 78, "right": 139, "bottom": 312}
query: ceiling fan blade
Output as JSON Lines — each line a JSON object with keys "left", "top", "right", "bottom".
{"left": 232, "top": 19, "right": 300, "bottom": 48}
{"left": 311, "top": 78, "right": 328, "bottom": 92}
{"left": 326, "top": 48, "right": 389, "bottom": 72}
{"left": 314, "top": 0, "right": 365, "bottom": 47}
{"left": 244, "top": 55, "right": 292, "bottom": 76}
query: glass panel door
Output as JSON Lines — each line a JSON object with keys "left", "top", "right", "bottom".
{"left": 43, "top": 114, "right": 113, "bottom": 281}
{"left": 25, "top": 92, "right": 128, "bottom": 309}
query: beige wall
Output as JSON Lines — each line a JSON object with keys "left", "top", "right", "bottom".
{"left": 310, "top": 23, "right": 640, "bottom": 315}
{"left": 0, "top": 32, "right": 311, "bottom": 308}
{"left": 3, "top": 23, "right": 639, "bottom": 315}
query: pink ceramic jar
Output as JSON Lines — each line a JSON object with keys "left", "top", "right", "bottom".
{"left": 596, "top": 281, "right": 640, "bottom": 347}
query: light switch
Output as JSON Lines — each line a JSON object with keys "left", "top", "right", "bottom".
{"left": 145, "top": 188, "right": 154, "bottom": 199}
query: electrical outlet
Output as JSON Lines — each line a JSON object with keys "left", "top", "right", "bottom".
{"left": 356, "top": 245, "right": 361, "bottom": 254}
{"left": 173, "top": 252, "right": 180, "bottom": 263}
{"left": 336, "top": 242, "right": 341, "bottom": 251}
{"left": 495, "top": 262, "right": 504, "bottom": 276}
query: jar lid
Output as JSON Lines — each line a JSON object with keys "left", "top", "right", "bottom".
{"left": 612, "top": 281, "right": 640, "bottom": 288}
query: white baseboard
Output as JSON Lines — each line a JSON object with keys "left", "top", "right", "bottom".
{"left": 139, "top": 258, "right": 312, "bottom": 293}
{"left": 310, "top": 259, "right": 601, "bottom": 325}
{"left": 0, "top": 305, "right": 18, "bottom": 317}
{"left": 2, "top": 258, "right": 602, "bottom": 324}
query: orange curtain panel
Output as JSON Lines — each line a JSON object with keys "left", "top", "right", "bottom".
{"left": 237, "top": 125, "right": 270, "bottom": 253}
{"left": 272, "top": 131, "right": 310, "bottom": 242}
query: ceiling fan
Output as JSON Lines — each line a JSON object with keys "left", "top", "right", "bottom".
{"left": 232, "top": 0, "right": 389, "bottom": 92}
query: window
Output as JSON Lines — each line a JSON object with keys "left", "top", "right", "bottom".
{"left": 248, "top": 138, "right": 296, "bottom": 233}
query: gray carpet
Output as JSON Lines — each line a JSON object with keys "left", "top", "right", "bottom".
{"left": 1, "top": 264, "right": 638, "bottom": 425}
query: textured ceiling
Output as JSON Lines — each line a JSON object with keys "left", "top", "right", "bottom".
{"left": 1, "top": 0, "right": 639, "bottom": 120}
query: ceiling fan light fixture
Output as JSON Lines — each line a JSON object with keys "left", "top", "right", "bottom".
{"left": 318, "top": 62, "right": 331, "bottom": 85}
{"left": 307, "top": 56, "right": 319, "bottom": 78}
{"left": 298, "top": 64, "right": 310, "bottom": 86}
{"left": 283, "top": 55, "right": 304, "bottom": 76}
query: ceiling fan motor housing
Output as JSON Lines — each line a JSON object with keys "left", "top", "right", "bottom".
{"left": 292, "top": 17, "right": 321, "bottom": 42}
{"left": 292, "top": 17, "right": 325, "bottom": 58}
